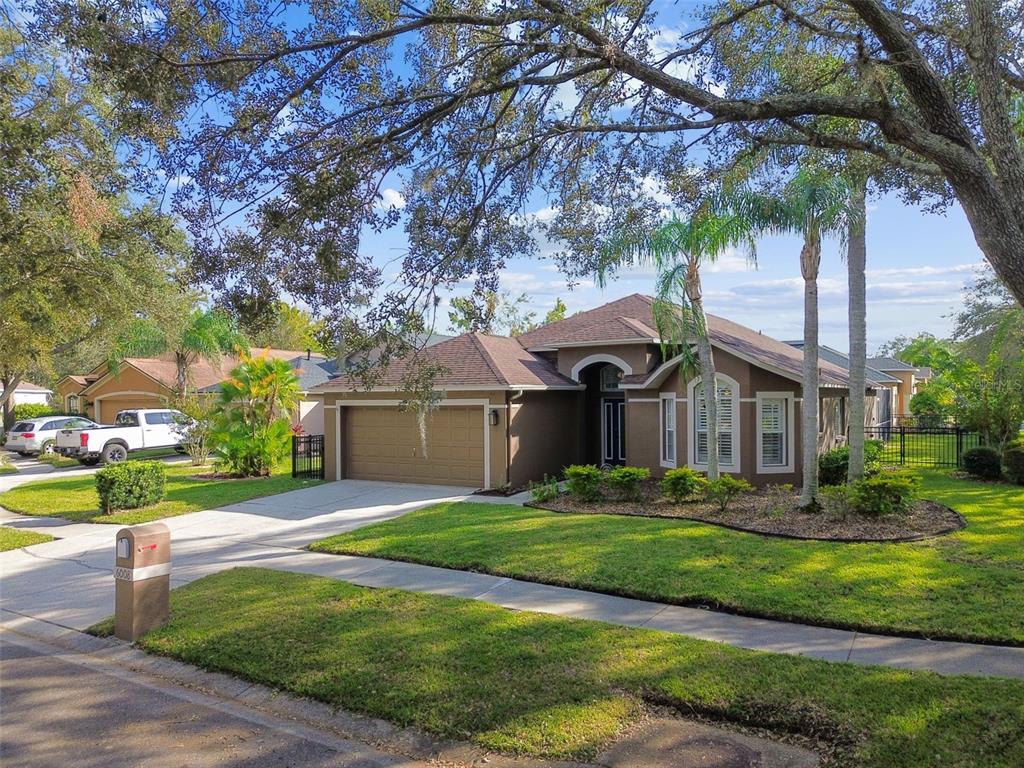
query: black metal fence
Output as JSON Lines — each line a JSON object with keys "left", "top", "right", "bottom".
{"left": 865, "top": 424, "right": 983, "bottom": 468}
{"left": 292, "top": 434, "right": 325, "bottom": 479}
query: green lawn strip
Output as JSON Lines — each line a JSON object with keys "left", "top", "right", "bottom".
{"left": 108, "top": 567, "right": 1024, "bottom": 767}
{"left": 312, "top": 470, "right": 1024, "bottom": 645}
{"left": 0, "top": 464, "right": 17, "bottom": 474}
{"left": 0, "top": 526, "right": 54, "bottom": 551}
{"left": 36, "top": 453, "right": 83, "bottom": 469}
{"left": 0, "top": 464, "right": 320, "bottom": 525}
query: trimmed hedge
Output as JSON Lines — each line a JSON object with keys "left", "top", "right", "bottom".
{"left": 849, "top": 472, "right": 919, "bottom": 517}
{"left": 962, "top": 446, "right": 1003, "bottom": 481}
{"left": 819, "top": 440, "right": 885, "bottom": 486}
{"left": 95, "top": 461, "right": 167, "bottom": 513}
{"left": 660, "top": 467, "right": 708, "bottom": 502}
{"left": 564, "top": 465, "right": 604, "bottom": 502}
{"left": 606, "top": 466, "right": 650, "bottom": 501}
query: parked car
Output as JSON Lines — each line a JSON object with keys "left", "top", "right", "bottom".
{"left": 3, "top": 416, "right": 99, "bottom": 457}
{"left": 55, "top": 409, "right": 191, "bottom": 465}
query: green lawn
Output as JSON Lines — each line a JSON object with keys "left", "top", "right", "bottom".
{"left": 312, "top": 470, "right": 1024, "bottom": 644}
{"left": 874, "top": 431, "right": 983, "bottom": 467}
{"left": 0, "top": 526, "right": 54, "bottom": 551}
{"left": 0, "top": 463, "right": 17, "bottom": 475}
{"left": 0, "top": 464, "right": 320, "bottom": 525}
{"left": 35, "top": 453, "right": 84, "bottom": 469}
{"left": 102, "top": 568, "right": 1024, "bottom": 767}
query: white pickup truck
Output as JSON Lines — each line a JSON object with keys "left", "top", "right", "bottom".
{"left": 55, "top": 409, "right": 191, "bottom": 465}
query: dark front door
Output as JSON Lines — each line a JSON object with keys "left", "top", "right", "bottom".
{"left": 602, "top": 398, "right": 626, "bottom": 466}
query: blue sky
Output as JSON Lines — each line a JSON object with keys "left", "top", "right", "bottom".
{"left": 368, "top": 187, "right": 983, "bottom": 353}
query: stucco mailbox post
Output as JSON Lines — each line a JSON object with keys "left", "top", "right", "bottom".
{"left": 114, "top": 522, "right": 171, "bottom": 641}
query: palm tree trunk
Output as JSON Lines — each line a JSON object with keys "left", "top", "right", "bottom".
{"left": 175, "top": 351, "right": 189, "bottom": 397}
{"left": 846, "top": 178, "right": 868, "bottom": 482}
{"left": 686, "top": 266, "right": 719, "bottom": 480}
{"left": 800, "top": 236, "right": 821, "bottom": 507}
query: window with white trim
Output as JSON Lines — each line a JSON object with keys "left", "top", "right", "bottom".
{"left": 759, "top": 397, "right": 787, "bottom": 467}
{"left": 67, "top": 395, "right": 80, "bottom": 413}
{"left": 600, "top": 364, "right": 621, "bottom": 391}
{"left": 661, "top": 395, "right": 676, "bottom": 466}
{"left": 694, "top": 378, "right": 736, "bottom": 467}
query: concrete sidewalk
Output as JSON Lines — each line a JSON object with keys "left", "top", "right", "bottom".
{"left": 2, "top": 479, "right": 1022, "bottom": 679}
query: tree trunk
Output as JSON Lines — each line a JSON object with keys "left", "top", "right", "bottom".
{"left": 0, "top": 372, "right": 23, "bottom": 433}
{"left": 686, "top": 266, "right": 719, "bottom": 480}
{"left": 175, "top": 352, "right": 189, "bottom": 397}
{"left": 800, "top": 236, "right": 821, "bottom": 507}
{"left": 846, "top": 178, "right": 868, "bottom": 482}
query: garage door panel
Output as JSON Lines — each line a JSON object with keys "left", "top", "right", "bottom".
{"left": 97, "top": 397, "right": 165, "bottom": 423}
{"left": 346, "top": 406, "right": 485, "bottom": 487}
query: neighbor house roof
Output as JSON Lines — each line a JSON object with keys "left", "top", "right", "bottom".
{"left": 80, "top": 349, "right": 327, "bottom": 396}
{"left": 198, "top": 354, "right": 339, "bottom": 393}
{"left": 914, "top": 366, "right": 933, "bottom": 379}
{"left": 313, "top": 332, "right": 580, "bottom": 391}
{"left": 866, "top": 356, "right": 916, "bottom": 372}
{"left": 7, "top": 380, "right": 52, "bottom": 393}
{"left": 786, "top": 342, "right": 899, "bottom": 385}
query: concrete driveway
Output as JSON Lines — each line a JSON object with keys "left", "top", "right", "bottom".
{"left": 0, "top": 480, "right": 478, "bottom": 630}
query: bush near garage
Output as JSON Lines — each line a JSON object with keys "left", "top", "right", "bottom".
{"left": 95, "top": 461, "right": 166, "bottom": 513}
{"left": 961, "top": 446, "right": 1003, "bottom": 481}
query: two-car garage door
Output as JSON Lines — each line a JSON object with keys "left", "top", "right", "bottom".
{"left": 345, "top": 406, "right": 485, "bottom": 487}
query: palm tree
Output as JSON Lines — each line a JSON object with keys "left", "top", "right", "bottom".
{"left": 113, "top": 308, "right": 248, "bottom": 395}
{"left": 763, "top": 170, "right": 858, "bottom": 506}
{"left": 846, "top": 176, "right": 869, "bottom": 482}
{"left": 600, "top": 207, "right": 757, "bottom": 480}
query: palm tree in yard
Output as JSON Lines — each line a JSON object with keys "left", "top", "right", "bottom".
{"left": 601, "top": 206, "right": 757, "bottom": 480}
{"left": 113, "top": 307, "right": 248, "bottom": 396}
{"left": 741, "top": 169, "right": 859, "bottom": 506}
{"left": 845, "top": 176, "right": 869, "bottom": 482}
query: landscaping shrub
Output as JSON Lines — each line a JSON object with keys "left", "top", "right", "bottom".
{"left": 818, "top": 440, "right": 884, "bottom": 486}
{"left": 211, "top": 353, "right": 300, "bottom": 477}
{"left": 962, "top": 446, "right": 1003, "bottom": 480}
{"left": 848, "top": 472, "right": 919, "bottom": 517}
{"left": 705, "top": 475, "right": 753, "bottom": 512}
{"left": 763, "top": 483, "right": 795, "bottom": 516}
{"left": 10, "top": 403, "right": 59, "bottom": 422}
{"left": 95, "top": 461, "right": 166, "bottom": 513}
{"left": 660, "top": 467, "right": 707, "bottom": 503}
{"left": 528, "top": 475, "right": 560, "bottom": 503}
{"left": 606, "top": 466, "right": 650, "bottom": 501}
{"left": 819, "top": 484, "right": 853, "bottom": 519}
{"left": 564, "top": 465, "right": 603, "bottom": 502}
{"left": 1002, "top": 439, "right": 1024, "bottom": 485}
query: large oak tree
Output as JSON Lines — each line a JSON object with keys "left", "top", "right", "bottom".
{"left": 34, "top": 0, "right": 1024, "bottom": 330}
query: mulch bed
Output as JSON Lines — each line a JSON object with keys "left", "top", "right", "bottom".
{"left": 528, "top": 481, "right": 965, "bottom": 542}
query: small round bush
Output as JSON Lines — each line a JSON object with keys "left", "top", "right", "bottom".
{"left": 95, "top": 461, "right": 167, "bottom": 513}
{"left": 705, "top": 474, "right": 754, "bottom": 512}
{"left": 849, "top": 472, "right": 919, "bottom": 517}
{"left": 661, "top": 467, "right": 708, "bottom": 503}
{"left": 1002, "top": 440, "right": 1024, "bottom": 485}
{"left": 606, "top": 466, "right": 650, "bottom": 501}
{"left": 962, "top": 446, "right": 1002, "bottom": 480}
{"left": 563, "top": 464, "right": 603, "bottom": 502}
{"left": 818, "top": 446, "right": 850, "bottom": 486}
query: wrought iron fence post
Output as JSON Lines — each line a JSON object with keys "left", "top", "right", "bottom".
{"left": 291, "top": 435, "right": 298, "bottom": 478}
{"left": 899, "top": 425, "right": 906, "bottom": 465}
{"left": 956, "top": 427, "right": 963, "bottom": 467}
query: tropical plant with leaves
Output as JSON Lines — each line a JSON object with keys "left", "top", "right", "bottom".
{"left": 732, "top": 170, "right": 860, "bottom": 506}
{"left": 210, "top": 353, "right": 301, "bottom": 477}
{"left": 112, "top": 306, "right": 248, "bottom": 395}
{"left": 600, "top": 203, "right": 757, "bottom": 480}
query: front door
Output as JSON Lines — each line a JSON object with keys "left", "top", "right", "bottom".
{"left": 602, "top": 398, "right": 626, "bottom": 466}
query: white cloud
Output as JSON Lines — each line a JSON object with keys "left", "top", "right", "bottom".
{"left": 379, "top": 188, "right": 406, "bottom": 210}
{"left": 865, "top": 262, "right": 982, "bottom": 278}
{"left": 704, "top": 247, "right": 756, "bottom": 274}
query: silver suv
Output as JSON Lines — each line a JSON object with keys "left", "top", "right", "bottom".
{"left": 4, "top": 416, "right": 98, "bottom": 456}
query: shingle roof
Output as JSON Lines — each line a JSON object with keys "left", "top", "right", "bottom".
{"left": 10, "top": 380, "right": 52, "bottom": 393}
{"left": 523, "top": 293, "right": 859, "bottom": 388}
{"left": 786, "top": 342, "right": 898, "bottom": 385}
{"left": 83, "top": 349, "right": 328, "bottom": 394}
{"left": 866, "top": 356, "right": 916, "bottom": 372}
{"left": 517, "top": 294, "right": 660, "bottom": 348}
{"left": 313, "top": 332, "right": 579, "bottom": 390}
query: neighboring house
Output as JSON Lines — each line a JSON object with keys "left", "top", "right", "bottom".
{"left": 787, "top": 342, "right": 900, "bottom": 429}
{"left": 312, "top": 294, "right": 879, "bottom": 490}
{"left": 0, "top": 380, "right": 53, "bottom": 408}
{"left": 865, "top": 356, "right": 933, "bottom": 417}
{"left": 57, "top": 349, "right": 329, "bottom": 432}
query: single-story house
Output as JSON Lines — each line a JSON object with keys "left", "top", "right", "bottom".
{"left": 311, "top": 294, "right": 880, "bottom": 489}
{"left": 865, "top": 356, "right": 933, "bottom": 417}
{"left": 56, "top": 349, "right": 329, "bottom": 432}
{"left": 0, "top": 380, "right": 53, "bottom": 409}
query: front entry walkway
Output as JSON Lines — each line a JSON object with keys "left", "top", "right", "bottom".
{"left": 2, "top": 479, "right": 1022, "bottom": 679}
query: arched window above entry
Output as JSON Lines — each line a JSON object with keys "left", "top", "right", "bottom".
{"left": 569, "top": 353, "right": 633, "bottom": 382}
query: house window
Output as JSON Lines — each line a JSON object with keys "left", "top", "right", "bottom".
{"left": 691, "top": 376, "right": 738, "bottom": 469}
{"left": 760, "top": 398, "right": 786, "bottom": 466}
{"left": 660, "top": 394, "right": 676, "bottom": 467}
{"left": 67, "top": 395, "right": 80, "bottom": 413}
{"left": 600, "top": 365, "right": 621, "bottom": 391}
